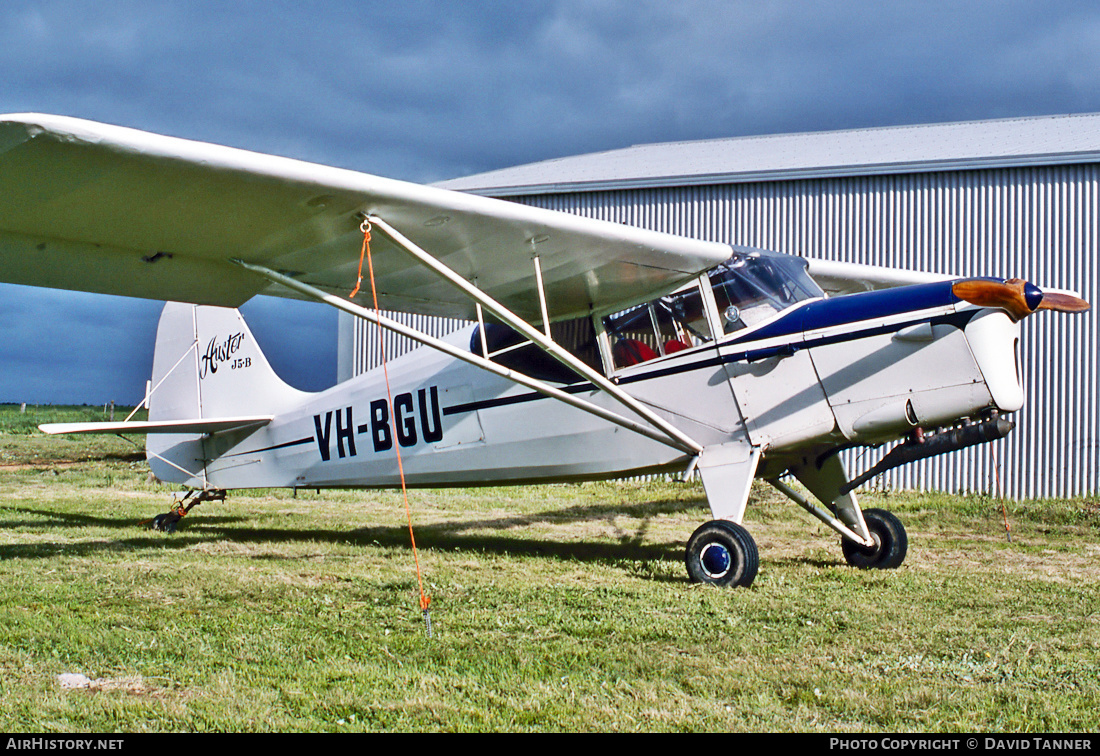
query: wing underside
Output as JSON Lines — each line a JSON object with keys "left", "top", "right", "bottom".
{"left": 0, "top": 114, "right": 732, "bottom": 322}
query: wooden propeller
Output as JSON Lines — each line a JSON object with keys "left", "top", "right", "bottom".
{"left": 952, "top": 278, "right": 1090, "bottom": 320}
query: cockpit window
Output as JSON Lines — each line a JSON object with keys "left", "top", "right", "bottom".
{"left": 598, "top": 249, "right": 822, "bottom": 372}
{"left": 602, "top": 282, "right": 713, "bottom": 369}
{"left": 709, "top": 249, "right": 823, "bottom": 333}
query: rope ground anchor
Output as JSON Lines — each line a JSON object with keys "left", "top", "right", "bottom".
{"left": 360, "top": 218, "right": 434, "bottom": 637}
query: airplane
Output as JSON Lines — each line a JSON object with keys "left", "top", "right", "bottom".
{"left": 0, "top": 113, "right": 1089, "bottom": 588}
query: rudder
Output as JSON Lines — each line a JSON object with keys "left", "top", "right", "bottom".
{"left": 145, "top": 302, "right": 308, "bottom": 485}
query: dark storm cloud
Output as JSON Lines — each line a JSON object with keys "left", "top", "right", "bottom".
{"left": 6, "top": 1, "right": 1100, "bottom": 178}
{"left": 1, "top": 1, "right": 1099, "bottom": 402}
{"left": 0, "top": 287, "right": 160, "bottom": 405}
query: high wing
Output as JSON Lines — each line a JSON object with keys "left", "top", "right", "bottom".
{"left": 0, "top": 114, "right": 731, "bottom": 322}
{"left": 803, "top": 257, "right": 952, "bottom": 296}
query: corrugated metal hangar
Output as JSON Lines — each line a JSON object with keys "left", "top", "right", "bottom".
{"left": 341, "top": 114, "right": 1100, "bottom": 499}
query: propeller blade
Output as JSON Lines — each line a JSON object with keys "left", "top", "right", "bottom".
{"left": 952, "top": 278, "right": 1090, "bottom": 320}
{"left": 1035, "top": 290, "right": 1090, "bottom": 314}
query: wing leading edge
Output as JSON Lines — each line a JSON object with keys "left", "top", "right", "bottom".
{"left": 0, "top": 114, "right": 732, "bottom": 321}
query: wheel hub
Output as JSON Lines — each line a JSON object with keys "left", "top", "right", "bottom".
{"left": 700, "top": 543, "right": 732, "bottom": 578}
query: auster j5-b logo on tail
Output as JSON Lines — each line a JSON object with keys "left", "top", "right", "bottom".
{"left": 313, "top": 386, "right": 444, "bottom": 461}
{"left": 199, "top": 333, "right": 247, "bottom": 379}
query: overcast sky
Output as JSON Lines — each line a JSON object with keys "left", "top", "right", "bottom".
{"left": 3, "top": 0, "right": 1100, "bottom": 404}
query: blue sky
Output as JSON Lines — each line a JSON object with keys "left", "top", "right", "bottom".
{"left": 3, "top": 0, "right": 1100, "bottom": 404}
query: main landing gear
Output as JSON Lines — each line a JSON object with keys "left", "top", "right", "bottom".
{"left": 148, "top": 489, "right": 226, "bottom": 532}
{"left": 684, "top": 508, "right": 908, "bottom": 588}
{"left": 840, "top": 508, "right": 908, "bottom": 570}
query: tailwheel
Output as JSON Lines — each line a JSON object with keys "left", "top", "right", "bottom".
{"left": 685, "top": 520, "right": 759, "bottom": 588}
{"left": 842, "top": 508, "right": 908, "bottom": 569}
{"left": 148, "top": 489, "right": 226, "bottom": 533}
{"left": 150, "top": 508, "right": 185, "bottom": 533}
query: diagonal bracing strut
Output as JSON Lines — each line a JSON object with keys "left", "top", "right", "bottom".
{"left": 232, "top": 259, "right": 701, "bottom": 454}
{"left": 363, "top": 214, "right": 704, "bottom": 456}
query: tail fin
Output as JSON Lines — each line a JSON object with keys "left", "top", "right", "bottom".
{"left": 146, "top": 302, "right": 308, "bottom": 485}
{"left": 148, "top": 302, "right": 306, "bottom": 422}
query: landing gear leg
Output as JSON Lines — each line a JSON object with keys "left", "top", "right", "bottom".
{"left": 149, "top": 489, "right": 226, "bottom": 532}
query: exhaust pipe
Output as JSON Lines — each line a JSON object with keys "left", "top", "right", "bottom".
{"left": 840, "top": 415, "right": 1015, "bottom": 495}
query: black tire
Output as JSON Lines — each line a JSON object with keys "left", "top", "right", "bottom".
{"left": 685, "top": 520, "right": 759, "bottom": 588}
{"left": 842, "top": 508, "right": 907, "bottom": 569}
{"left": 151, "top": 510, "right": 183, "bottom": 533}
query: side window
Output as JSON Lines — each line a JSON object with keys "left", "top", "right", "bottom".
{"left": 709, "top": 264, "right": 777, "bottom": 332}
{"left": 470, "top": 315, "right": 601, "bottom": 384}
{"left": 549, "top": 316, "right": 602, "bottom": 374}
{"left": 601, "top": 283, "right": 713, "bottom": 370}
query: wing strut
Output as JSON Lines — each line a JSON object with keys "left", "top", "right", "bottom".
{"left": 232, "top": 260, "right": 700, "bottom": 454}
{"left": 364, "top": 215, "right": 704, "bottom": 456}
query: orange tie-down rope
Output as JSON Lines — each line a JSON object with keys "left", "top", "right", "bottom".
{"left": 349, "top": 222, "right": 371, "bottom": 300}
{"left": 354, "top": 219, "right": 433, "bottom": 635}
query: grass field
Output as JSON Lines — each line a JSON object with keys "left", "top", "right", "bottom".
{"left": 0, "top": 405, "right": 1097, "bottom": 732}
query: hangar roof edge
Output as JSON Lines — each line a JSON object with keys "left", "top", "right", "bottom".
{"left": 436, "top": 113, "right": 1100, "bottom": 196}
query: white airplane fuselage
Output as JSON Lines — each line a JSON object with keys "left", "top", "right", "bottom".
{"left": 147, "top": 279, "right": 1020, "bottom": 494}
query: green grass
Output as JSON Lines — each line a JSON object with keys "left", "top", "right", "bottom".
{"left": 0, "top": 408, "right": 1097, "bottom": 731}
{"left": 0, "top": 404, "right": 147, "bottom": 467}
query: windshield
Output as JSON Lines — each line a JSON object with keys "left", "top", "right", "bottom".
{"left": 709, "top": 249, "right": 823, "bottom": 333}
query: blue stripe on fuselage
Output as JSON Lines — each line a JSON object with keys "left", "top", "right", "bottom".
{"left": 801, "top": 281, "right": 960, "bottom": 331}
{"left": 725, "top": 281, "right": 960, "bottom": 345}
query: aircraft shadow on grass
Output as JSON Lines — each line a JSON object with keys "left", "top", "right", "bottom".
{"left": 0, "top": 495, "right": 719, "bottom": 579}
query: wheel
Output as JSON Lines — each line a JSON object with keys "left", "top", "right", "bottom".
{"left": 842, "top": 508, "right": 907, "bottom": 569}
{"left": 150, "top": 510, "right": 183, "bottom": 533}
{"left": 685, "top": 520, "right": 759, "bottom": 588}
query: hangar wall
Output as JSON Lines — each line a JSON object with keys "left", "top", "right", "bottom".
{"left": 338, "top": 308, "right": 469, "bottom": 383}
{"left": 502, "top": 165, "right": 1099, "bottom": 499}
{"left": 342, "top": 157, "right": 1099, "bottom": 499}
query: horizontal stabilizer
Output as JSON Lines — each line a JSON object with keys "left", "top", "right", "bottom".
{"left": 39, "top": 416, "right": 273, "bottom": 436}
